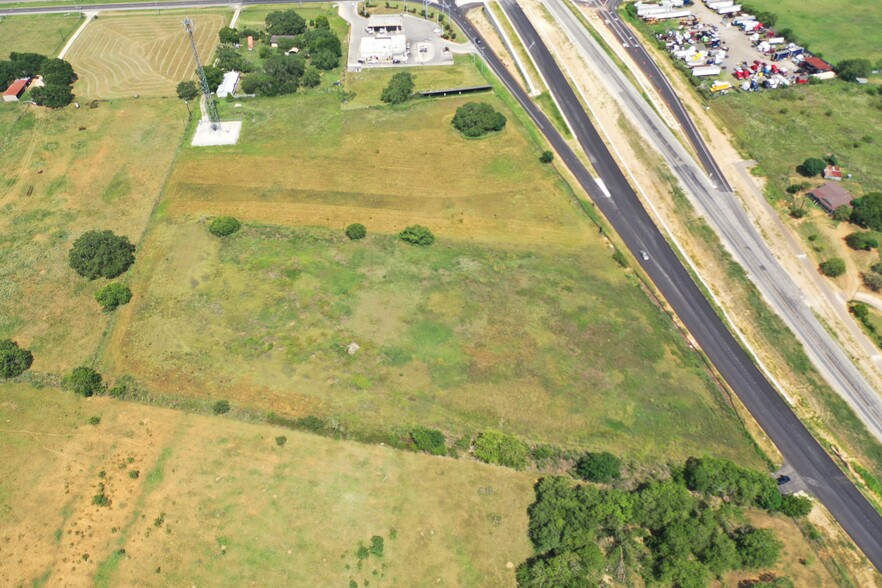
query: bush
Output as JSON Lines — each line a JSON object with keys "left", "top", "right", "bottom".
{"left": 735, "top": 527, "right": 783, "bottom": 569}
{"left": 275, "top": 435, "right": 287, "bottom": 446}
{"left": 574, "top": 451, "right": 621, "bottom": 483}
{"left": 370, "top": 535, "right": 384, "bottom": 556}
{"left": 212, "top": 400, "right": 231, "bottom": 415}
{"left": 836, "top": 58, "right": 871, "bottom": 82}
{"left": 779, "top": 494, "right": 812, "bottom": 517}
{"left": 95, "top": 283, "right": 132, "bottom": 311}
{"left": 409, "top": 426, "right": 447, "bottom": 455}
{"left": 69, "top": 230, "right": 136, "bottom": 280}
{"left": 818, "top": 257, "right": 846, "bottom": 277}
{"left": 209, "top": 216, "right": 241, "bottom": 237}
{"left": 845, "top": 231, "right": 879, "bottom": 251}
{"left": 862, "top": 271, "right": 882, "bottom": 292}
{"left": 64, "top": 367, "right": 104, "bottom": 397}
{"left": 833, "top": 205, "right": 852, "bottom": 222}
{"left": 301, "top": 66, "right": 321, "bottom": 88}
{"left": 473, "top": 430, "right": 529, "bottom": 469}
{"left": 345, "top": 223, "right": 367, "bottom": 240}
{"left": 683, "top": 456, "right": 781, "bottom": 510}
{"left": 398, "top": 225, "right": 435, "bottom": 246}
{"left": 0, "top": 339, "right": 33, "bottom": 378}
{"left": 788, "top": 206, "right": 806, "bottom": 219}
{"left": 380, "top": 71, "right": 415, "bottom": 104}
{"left": 539, "top": 150, "right": 554, "bottom": 164}
{"left": 799, "top": 157, "right": 826, "bottom": 177}
{"left": 451, "top": 102, "right": 506, "bottom": 137}
{"left": 88, "top": 415, "right": 101, "bottom": 426}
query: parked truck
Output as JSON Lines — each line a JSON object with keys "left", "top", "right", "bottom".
{"left": 693, "top": 65, "right": 722, "bottom": 76}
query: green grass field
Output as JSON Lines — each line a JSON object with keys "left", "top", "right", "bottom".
{"left": 0, "top": 13, "right": 83, "bottom": 58}
{"left": 741, "top": 0, "right": 882, "bottom": 64}
{"left": 0, "top": 99, "right": 188, "bottom": 372}
{"left": 713, "top": 81, "right": 882, "bottom": 201}
{"left": 65, "top": 11, "right": 227, "bottom": 98}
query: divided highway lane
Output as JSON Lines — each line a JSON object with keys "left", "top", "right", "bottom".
{"left": 490, "top": 0, "right": 882, "bottom": 571}
{"left": 5, "top": 0, "right": 882, "bottom": 571}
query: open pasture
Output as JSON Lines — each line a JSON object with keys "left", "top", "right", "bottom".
{"left": 0, "top": 382, "right": 535, "bottom": 587}
{"left": 0, "top": 99, "right": 187, "bottom": 372}
{"left": 0, "top": 13, "right": 83, "bottom": 58}
{"left": 65, "top": 12, "right": 227, "bottom": 98}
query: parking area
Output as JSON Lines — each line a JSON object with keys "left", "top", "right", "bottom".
{"left": 339, "top": 2, "right": 470, "bottom": 70}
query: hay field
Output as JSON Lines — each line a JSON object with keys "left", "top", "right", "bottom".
{"left": 0, "top": 13, "right": 83, "bottom": 58}
{"left": 0, "top": 382, "right": 535, "bottom": 587}
{"left": 65, "top": 12, "right": 227, "bottom": 98}
{"left": 0, "top": 99, "right": 187, "bottom": 372}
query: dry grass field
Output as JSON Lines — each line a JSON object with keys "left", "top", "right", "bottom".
{"left": 0, "top": 382, "right": 535, "bottom": 587}
{"left": 0, "top": 13, "right": 83, "bottom": 58}
{"left": 0, "top": 99, "right": 187, "bottom": 372}
{"left": 0, "top": 382, "right": 839, "bottom": 587}
{"left": 65, "top": 12, "right": 227, "bottom": 98}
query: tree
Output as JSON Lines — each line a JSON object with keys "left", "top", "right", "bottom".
{"left": 819, "top": 257, "right": 846, "bottom": 277}
{"left": 30, "top": 84, "right": 73, "bottom": 108}
{"left": 399, "top": 225, "right": 435, "bottom": 246}
{"left": 201, "top": 65, "right": 224, "bottom": 90}
{"left": 240, "top": 73, "right": 277, "bottom": 95}
{"left": 380, "top": 71, "right": 414, "bottom": 104}
{"left": 473, "top": 430, "right": 530, "bottom": 469}
{"left": 264, "top": 53, "right": 306, "bottom": 86}
{"left": 276, "top": 36, "right": 298, "bottom": 52}
{"left": 265, "top": 10, "right": 307, "bottom": 35}
{"left": 301, "top": 66, "right": 321, "bottom": 88}
{"left": 799, "top": 157, "right": 826, "bottom": 177}
{"left": 69, "top": 230, "right": 136, "bottom": 280}
{"left": 0, "top": 339, "right": 33, "bottom": 379}
{"left": 311, "top": 49, "right": 339, "bottom": 71}
{"left": 832, "top": 205, "right": 852, "bottom": 222}
{"left": 209, "top": 216, "right": 241, "bottom": 237}
{"left": 314, "top": 15, "right": 330, "bottom": 29}
{"left": 862, "top": 271, "right": 882, "bottom": 292}
{"left": 302, "top": 28, "right": 342, "bottom": 58}
{"left": 214, "top": 45, "right": 252, "bottom": 73}
{"left": 574, "top": 451, "right": 621, "bottom": 483}
{"left": 8, "top": 52, "right": 47, "bottom": 78}
{"left": 735, "top": 527, "right": 782, "bottom": 569}
{"left": 850, "top": 192, "right": 882, "bottom": 231}
{"left": 452, "top": 102, "right": 507, "bottom": 137}
{"left": 409, "top": 426, "right": 447, "bottom": 455}
{"left": 218, "top": 26, "right": 239, "bottom": 44}
{"left": 850, "top": 301, "right": 870, "bottom": 320}
{"left": 176, "top": 80, "right": 199, "bottom": 101}
{"left": 778, "top": 495, "right": 813, "bottom": 517}
{"left": 345, "top": 223, "right": 366, "bottom": 240}
{"left": 845, "top": 231, "right": 879, "bottom": 251}
{"left": 95, "top": 283, "right": 132, "bottom": 311}
{"left": 539, "top": 150, "right": 554, "bottom": 164}
{"left": 64, "top": 366, "right": 104, "bottom": 397}
{"left": 835, "top": 58, "right": 871, "bottom": 82}
{"left": 39, "top": 58, "right": 77, "bottom": 85}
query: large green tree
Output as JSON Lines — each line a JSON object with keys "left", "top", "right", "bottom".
{"left": 176, "top": 80, "right": 199, "bottom": 101}
{"left": 452, "top": 102, "right": 507, "bottom": 137}
{"left": 799, "top": 157, "right": 826, "bottom": 177}
{"left": 30, "top": 84, "right": 73, "bottom": 108}
{"left": 835, "top": 58, "right": 871, "bottom": 82}
{"left": 265, "top": 10, "right": 307, "bottom": 35}
{"left": 0, "top": 339, "right": 33, "bottom": 379}
{"left": 68, "top": 230, "right": 136, "bottom": 280}
{"left": 380, "top": 71, "right": 415, "bottom": 104}
{"left": 850, "top": 192, "right": 882, "bottom": 231}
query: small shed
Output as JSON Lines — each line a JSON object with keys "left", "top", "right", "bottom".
{"left": 823, "top": 165, "right": 843, "bottom": 181}
{"left": 3, "top": 78, "right": 30, "bottom": 102}
{"left": 807, "top": 182, "right": 853, "bottom": 214}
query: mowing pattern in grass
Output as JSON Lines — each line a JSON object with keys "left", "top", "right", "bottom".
{"left": 65, "top": 12, "right": 226, "bottom": 98}
{"left": 0, "top": 14, "right": 83, "bottom": 58}
{"left": 106, "top": 222, "right": 758, "bottom": 463}
{"left": 0, "top": 100, "right": 187, "bottom": 371}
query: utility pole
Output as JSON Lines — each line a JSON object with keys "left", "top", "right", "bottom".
{"left": 183, "top": 18, "right": 220, "bottom": 130}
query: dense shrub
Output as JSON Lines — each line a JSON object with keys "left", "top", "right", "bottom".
{"left": 862, "top": 271, "right": 882, "bottom": 292}
{"left": 345, "top": 223, "right": 366, "bottom": 240}
{"left": 799, "top": 157, "right": 826, "bottom": 177}
{"left": 275, "top": 435, "right": 287, "bottom": 446}
{"left": 0, "top": 339, "right": 33, "bottom": 378}
{"left": 778, "top": 494, "right": 813, "bottom": 517}
{"left": 212, "top": 400, "right": 231, "bottom": 415}
{"left": 398, "top": 224, "right": 434, "bottom": 246}
{"left": 64, "top": 366, "right": 104, "bottom": 397}
{"left": 451, "top": 102, "right": 506, "bottom": 137}
{"left": 818, "top": 257, "right": 846, "bottom": 277}
{"left": 380, "top": 71, "right": 415, "bottom": 104}
{"left": 209, "top": 216, "right": 241, "bottom": 237}
{"left": 845, "top": 231, "right": 879, "bottom": 250}
{"left": 69, "top": 230, "right": 136, "bottom": 280}
{"left": 574, "top": 451, "right": 621, "bottom": 483}
{"left": 832, "top": 205, "right": 852, "bottom": 222}
{"left": 836, "top": 58, "right": 871, "bottom": 82}
{"left": 409, "top": 426, "right": 447, "bottom": 456}
{"left": 539, "top": 150, "right": 554, "bottom": 164}
{"left": 735, "top": 527, "right": 783, "bottom": 569}
{"left": 683, "top": 456, "right": 781, "bottom": 510}
{"left": 473, "top": 430, "right": 529, "bottom": 469}
{"left": 301, "top": 66, "right": 321, "bottom": 88}
{"left": 95, "top": 283, "right": 132, "bottom": 311}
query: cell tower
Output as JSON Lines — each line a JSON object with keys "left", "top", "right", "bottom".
{"left": 183, "top": 18, "right": 219, "bottom": 130}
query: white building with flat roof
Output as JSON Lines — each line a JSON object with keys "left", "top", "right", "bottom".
{"left": 359, "top": 34, "right": 407, "bottom": 63}
{"left": 366, "top": 14, "right": 403, "bottom": 33}
{"left": 216, "top": 71, "right": 240, "bottom": 98}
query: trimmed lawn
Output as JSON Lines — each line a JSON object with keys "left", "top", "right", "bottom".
{"left": 0, "top": 13, "right": 83, "bottom": 58}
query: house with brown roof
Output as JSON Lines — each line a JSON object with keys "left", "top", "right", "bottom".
{"left": 807, "top": 182, "right": 853, "bottom": 214}
{"left": 3, "top": 78, "right": 30, "bottom": 102}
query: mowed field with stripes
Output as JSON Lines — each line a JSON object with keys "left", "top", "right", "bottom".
{"left": 65, "top": 12, "right": 227, "bottom": 98}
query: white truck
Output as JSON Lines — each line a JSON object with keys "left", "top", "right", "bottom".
{"left": 693, "top": 65, "right": 722, "bottom": 76}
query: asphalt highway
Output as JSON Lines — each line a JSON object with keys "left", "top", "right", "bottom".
{"left": 4, "top": 0, "right": 882, "bottom": 571}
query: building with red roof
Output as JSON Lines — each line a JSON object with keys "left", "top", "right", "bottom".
{"left": 801, "top": 56, "right": 833, "bottom": 74}
{"left": 3, "top": 78, "right": 30, "bottom": 102}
